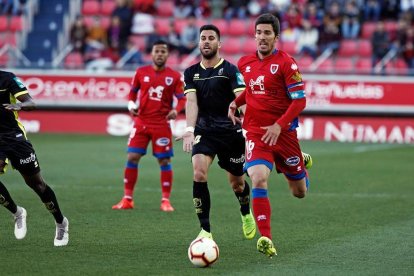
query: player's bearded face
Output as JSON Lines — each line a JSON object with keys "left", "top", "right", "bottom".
{"left": 152, "top": 45, "right": 169, "bottom": 67}
{"left": 255, "top": 24, "right": 278, "bottom": 57}
{"left": 199, "top": 30, "right": 220, "bottom": 60}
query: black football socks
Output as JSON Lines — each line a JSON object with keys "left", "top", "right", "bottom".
{"left": 193, "top": 181, "right": 211, "bottom": 232}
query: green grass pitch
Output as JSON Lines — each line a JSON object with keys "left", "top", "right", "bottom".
{"left": 0, "top": 133, "right": 413, "bottom": 275}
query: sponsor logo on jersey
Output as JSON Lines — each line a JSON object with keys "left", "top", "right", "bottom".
{"left": 218, "top": 68, "right": 223, "bottom": 75}
{"left": 165, "top": 77, "right": 173, "bottom": 86}
{"left": 20, "top": 153, "right": 37, "bottom": 166}
{"left": 291, "top": 63, "right": 298, "bottom": 70}
{"left": 13, "top": 77, "right": 25, "bottom": 88}
{"left": 270, "top": 64, "right": 279, "bottom": 74}
{"left": 246, "top": 140, "right": 255, "bottom": 160}
{"left": 291, "top": 72, "right": 302, "bottom": 82}
{"left": 156, "top": 137, "right": 170, "bottom": 146}
{"left": 245, "top": 66, "right": 251, "bottom": 72}
{"left": 193, "top": 73, "right": 200, "bottom": 80}
{"left": 144, "top": 76, "right": 150, "bottom": 82}
{"left": 236, "top": 72, "right": 245, "bottom": 86}
{"left": 230, "top": 154, "right": 245, "bottom": 164}
{"left": 284, "top": 156, "right": 300, "bottom": 166}
{"left": 249, "top": 76, "right": 265, "bottom": 94}
{"left": 149, "top": 85, "right": 164, "bottom": 101}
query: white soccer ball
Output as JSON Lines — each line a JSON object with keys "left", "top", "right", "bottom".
{"left": 188, "top": 237, "right": 219, "bottom": 268}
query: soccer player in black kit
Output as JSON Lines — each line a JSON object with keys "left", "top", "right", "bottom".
{"left": 0, "top": 70, "right": 69, "bottom": 246}
{"left": 179, "top": 25, "right": 256, "bottom": 240}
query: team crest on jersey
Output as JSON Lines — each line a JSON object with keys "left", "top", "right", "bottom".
{"left": 249, "top": 75, "right": 265, "bottom": 94}
{"left": 270, "top": 64, "right": 279, "bottom": 74}
{"left": 218, "top": 68, "right": 223, "bottom": 75}
{"left": 165, "top": 77, "right": 173, "bottom": 86}
{"left": 144, "top": 76, "right": 150, "bottom": 82}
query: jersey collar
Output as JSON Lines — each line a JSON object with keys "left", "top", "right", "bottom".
{"left": 200, "top": 58, "right": 224, "bottom": 69}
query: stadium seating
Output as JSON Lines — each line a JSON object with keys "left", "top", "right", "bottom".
{"left": 221, "top": 37, "right": 242, "bottom": 55}
{"left": 355, "top": 58, "right": 372, "bottom": 74}
{"left": 211, "top": 19, "right": 230, "bottom": 36}
{"left": 228, "top": 19, "right": 247, "bottom": 36}
{"left": 318, "top": 58, "right": 334, "bottom": 73}
{"left": 361, "top": 22, "right": 376, "bottom": 39}
{"left": 154, "top": 17, "right": 170, "bottom": 35}
{"left": 101, "top": 0, "right": 116, "bottom": 16}
{"left": 279, "top": 41, "right": 297, "bottom": 56}
{"left": 156, "top": 0, "right": 173, "bottom": 17}
{"left": 338, "top": 39, "right": 358, "bottom": 57}
{"left": 82, "top": 0, "right": 100, "bottom": 16}
{"left": 358, "top": 40, "right": 372, "bottom": 57}
{"left": 9, "top": 16, "right": 24, "bottom": 32}
{"left": 242, "top": 38, "right": 257, "bottom": 54}
{"left": 0, "top": 16, "right": 8, "bottom": 32}
{"left": 296, "top": 56, "right": 313, "bottom": 71}
{"left": 0, "top": 54, "right": 8, "bottom": 66}
{"left": 335, "top": 57, "right": 354, "bottom": 73}
{"left": 130, "top": 35, "right": 146, "bottom": 51}
{"left": 64, "top": 52, "right": 84, "bottom": 69}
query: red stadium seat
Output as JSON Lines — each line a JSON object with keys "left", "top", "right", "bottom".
{"left": 211, "top": 19, "right": 230, "bottom": 36}
{"left": 130, "top": 35, "right": 146, "bottom": 51}
{"left": 355, "top": 58, "right": 372, "bottom": 74}
{"left": 154, "top": 17, "right": 170, "bottom": 35}
{"left": 297, "top": 56, "right": 313, "bottom": 71}
{"left": 9, "top": 16, "right": 23, "bottom": 32}
{"left": 387, "top": 58, "right": 408, "bottom": 75}
{"left": 0, "top": 53, "right": 8, "bottom": 66}
{"left": 317, "top": 58, "right": 334, "bottom": 73}
{"left": 156, "top": 0, "right": 174, "bottom": 17}
{"left": 0, "top": 16, "right": 8, "bottom": 32}
{"left": 335, "top": 58, "right": 354, "bottom": 73}
{"left": 279, "top": 41, "right": 297, "bottom": 56}
{"left": 384, "top": 21, "right": 398, "bottom": 33}
{"left": 101, "top": 0, "right": 116, "bottom": 16}
{"left": 338, "top": 39, "right": 358, "bottom": 57}
{"left": 228, "top": 19, "right": 247, "bottom": 36}
{"left": 173, "top": 18, "right": 187, "bottom": 34}
{"left": 242, "top": 39, "right": 257, "bottom": 54}
{"left": 82, "top": 0, "right": 100, "bottom": 15}
{"left": 361, "top": 22, "right": 376, "bottom": 39}
{"left": 358, "top": 40, "right": 372, "bottom": 57}
{"left": 64, "top": 52, "right": 84, "bottom": 69}
{"left": 166, "top": 53, "right": 180, "bottom": 67}
{"left": 220, "top": 37, "right": 242, "bottom": 55}
{"left": 245, "top": 18, "right": 256, "bottom": 36}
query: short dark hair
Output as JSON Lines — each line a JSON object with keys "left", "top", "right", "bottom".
{"left": 199, "top": 24, "right": 220, "bottom": 40}
{"left": 255, "top": 13, "right": 280, "bottom": 36}
{"left": 152, "top": 40, "right": 169, "bottom": 49}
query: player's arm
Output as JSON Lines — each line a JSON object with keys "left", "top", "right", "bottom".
{"left": 228, "top": 89, "right": 246, "bottom": 125}
{"left": 167, "top": 75, "right": 186, "bottom": 120}
{"left": 3, "top": 93, "right": 36, "bottom": 111}
{"left": 128, "top": 70, "right": 141, "bottom": 116}
{"left": 228, "top": 64, "right": 247, "bottom": 125}
{"left": 181, "top": 91, "right": 198, "bottom": 153}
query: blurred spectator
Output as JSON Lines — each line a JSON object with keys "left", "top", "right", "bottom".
{"left": 296, "top": 19, "right": 319, "bottom": 59}
{"left": 400, "top": 27, "right": 414, "bottom": 69}
{"left": 165, "top": 21, "right": 181, "bottom": 54}
{"left": 371, "top": 21, "right": 391, "bottom": 68}
{"left": 210, "top": 0, "right": 226, "bottom": 18}
{"left": 111, "top": 0, "right": 133, "bottom": 42}
{"left": 179, "top": 15, "right": 198, "bottom": 57}
{"left": 323, "top": 1, "right": 342, "bottom": 30}
{"left": 364, "top": 0, "right": 382, "bottom": 21}
{"left": 303, "top": 2, "right": 323, "bottom": 30}
{"left": 194, "top": 0, "right": 211, "bottom": 18}
{"left": 174, "top": 0, "right": 193, "bottom": 18}
{"left": 107, "top": 16, "right": 129, "bottom": 54}
{"left": 224, "top": 0, "right": 248, "bottom": 20}
{"left": 70, "top": 16, "right": 88, "bottom": 54}
{"left": 131, "top": 12, "right": 154, "bottom": 34}
{"left": 283, "top": 4, "right": 303, "bottom": 29}
{"left": 85, "top": 16, "right": 108, "bottom": 52}
{"left": 260, "top": 0, "right": 282, "bottom": 21}
{"left": 318, "top": 20, "right": 341, "bottom": 54}
{"left": 382, "top": 0, "right": 400, "bottom": 20}
{"left": 85, "top": 47, "right": 119, "bottom": 72}
{"left": 145, "top": 23, "right": 164, "bottom": 53}
{"left": 134, "top": 0, "right": 156, "bottom": 14}
{"left": 247, "top": 0, "right": 262, "bottom": 17}
{"left": 120, "top": 40, "right": 146, "bottom": 66}
{"left": 341, "top": 0, "right": 360, "bottom": 39}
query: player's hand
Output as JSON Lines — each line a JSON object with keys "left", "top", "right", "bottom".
{"left": 3, "top": 103, "right": 21, "bottom": 111}
{"left": 175, "top": 131, "right": 195, "bottom": 153}
{"left": 128, "top": 101, "right": 139, "bottom": 116}
{"left": 228, "top": 101, "right": 241, "bottom": 125}
{"left": 261, "top": 123, "right": 281, "bottom": 146}
{"left": 166, "top": 109, "right": 177, "bottom": 120}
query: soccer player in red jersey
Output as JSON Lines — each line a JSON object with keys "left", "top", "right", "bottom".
{"left": 228, "top": 14, "right": 313, "bottom": 257}
{"left": 112, "top": 40, "right": 186, "bottom": 212}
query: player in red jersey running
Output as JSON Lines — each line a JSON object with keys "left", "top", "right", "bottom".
{"left": 112, "top": 40, "right": 186, "bottom": 212}
{"left": 228, "top": 14, "right": 313, "bottom": 258}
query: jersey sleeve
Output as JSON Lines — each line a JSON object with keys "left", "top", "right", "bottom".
{"left": 174, "top": 73, "right": 186, "bottom": 112}
{"left": 129, "top": 69, "right": 141, "bottom": 102}
{"left": 183, "top": 67, "right": 196, "bottom": 95}
{"left": 228, "top": 63, "right": 246, "bottom": 94}
{"left": 7, "top": 73, "right": 29, "bottom": 97}
{"left": 282, "top": 57, "right": 306, "bottom": 100}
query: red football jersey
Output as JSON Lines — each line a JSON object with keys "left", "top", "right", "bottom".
{"left": 237, "top": 50, "right": 306, "bottom": 134}
{"left": 129, "top": 65, "right": 184, "bottom": 126}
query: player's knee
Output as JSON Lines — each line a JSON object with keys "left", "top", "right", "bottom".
{"left": 249, "top": 173, "right": 267, "bottom": 188}
{"left": 230, "top": 178, "right": 244, "bottom": 192}
{"left": 193, "top": 169, "right": 207, "bottom": 182}
{"left": 158, "top": 158, "right": 170, "bottom": 167}
{"left": 127, "top": 153, "right": 141, "bottom": 163}
{"left": 293, "top": 190, "right": 306, "bottom": 199}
